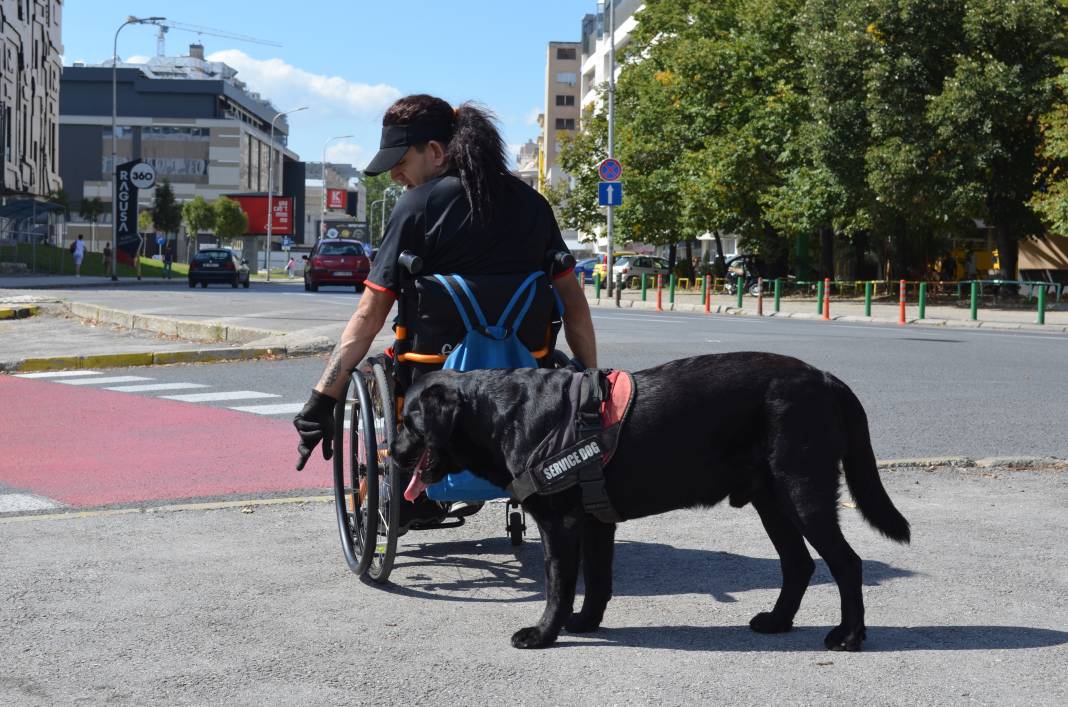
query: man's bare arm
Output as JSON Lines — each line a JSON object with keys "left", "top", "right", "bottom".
{"left": 315, "top": 288, "right": 396, "bottom": 399}
{"left": 554, "top": 274, "right": 597, "bottom": 369}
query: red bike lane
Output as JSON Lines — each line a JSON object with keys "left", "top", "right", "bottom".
{"left": 0, "top": 376, "right": 333, "bottom": 509}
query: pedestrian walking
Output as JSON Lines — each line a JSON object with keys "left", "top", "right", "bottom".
{"left": 286, "top": 256, "right": 295, "bottom": 279}
{"left": 71, "top": 234, "right": 86, "bottom": 277}
{"left": 103, "top": 242, "right": 113, "bottom": 278}
{"left": 163, "top": 241, "right": 174, "bottom": 280}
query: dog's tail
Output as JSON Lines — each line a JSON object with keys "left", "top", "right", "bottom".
{"left": 832, "top": 375, "right": 911, "bottom": 543}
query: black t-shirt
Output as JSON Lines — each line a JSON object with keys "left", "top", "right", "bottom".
{"left": 366, "top": 172, "right": 571, "bottom": 296}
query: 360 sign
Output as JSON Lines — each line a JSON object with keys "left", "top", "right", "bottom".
{"left": 129, "top": 163, "right": 156, "bottom": 190}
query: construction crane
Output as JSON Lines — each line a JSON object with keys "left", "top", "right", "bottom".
{"left": 147, "top": 19, "right": 282, "bottom": 57}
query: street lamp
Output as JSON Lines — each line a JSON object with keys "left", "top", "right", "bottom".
{"left": 111, "top": 15, "right": 165, "bottom": 282}
{"left": 320, "top": 134, "right": 354, "bottom": 241}
{"left": 265, "top": 105, "right": 308, "bottom": 282}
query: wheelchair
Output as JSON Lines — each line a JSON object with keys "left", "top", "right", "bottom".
{"left": 331, "top": 250, "right": 575, "bottom": 583}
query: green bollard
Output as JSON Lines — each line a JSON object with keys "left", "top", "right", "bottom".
{"left": 918, "top": 282, "right": 927, "bottom": 320}
{"left": 816, "top": 279, "right": 825, "bottom": 314}
{"left": 864, "top": 281, "right": 873, "bottom": 317}
{"left": 1037, "top": 285, "right": 1046, "bottom": 325}
{"left": 669, "top": 274, "right": 676, "bottom": 305}
{"left": 736, "top": 275, "right": 744, "bottom": 308}
{"left": 594, "top": 273, "right": 602, "bottom": 298}
{"left": 774, "top": 278, "right": 782, "bottom": 312}
{"left": 700, "top": 273, "right": 707, "bottom": 305}
{"left": 641, "top": 274, "right": 648, "bottom": 301}
{"left": 970, "top": 281, "right": 978, "bottom": 321}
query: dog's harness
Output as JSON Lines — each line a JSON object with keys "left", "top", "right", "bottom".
{"left": 506, "top": 369, "right": 634, "bottom": 523}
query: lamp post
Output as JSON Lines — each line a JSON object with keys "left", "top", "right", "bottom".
{"left": 265, "top": 106, "right": 308, "bottom": 281}
{"left": 111, "top": 15, "right": 165, "bottom": 282}
{"left": 321, "top": 134, "right": 354, "bottom": 241}
{"left": 369, "top": 199, "right": 383, "bottom": 246}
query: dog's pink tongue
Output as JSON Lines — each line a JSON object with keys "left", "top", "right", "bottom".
{"left": 404, "top": 472, "right": 428, "bottom": 502}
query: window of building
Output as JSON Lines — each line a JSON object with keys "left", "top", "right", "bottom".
{"left": 555, "top": 95, "right": 575, "bottom": 107}
{"left": 556, "top": 47, "right": 576, "bottom": 61}
{"left": 555, "top": 118, "right": 576, "bottom": 130}
{"left": 555, "top": 72, "right": 577, "bottom": 86}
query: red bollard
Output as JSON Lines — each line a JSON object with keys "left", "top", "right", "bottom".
{"left": 757, "top": 277, "right": 764, "bottom": 316}
{"left": 898, "top": 279, "right": 907, "bottom": 325}
{"left": 704, "top": 275, "right": 711, "bottom": 313}
{"left": 656, "top": 274, "right": 663, "bottom": 312}
{"left": 822, "top": 277, "right": 830, "bottom": 320}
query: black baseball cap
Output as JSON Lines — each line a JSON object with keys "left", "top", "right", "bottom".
{"left": 362, "top": 119, "right": 454, "bottom": 176}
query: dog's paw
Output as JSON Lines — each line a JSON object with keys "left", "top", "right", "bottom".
{"left": 749, "top": 612, "right": 793, "bottom": 634}
{"left": 511, "top": 626, "right": 554, "bottom": 649}
{"left": 824, "top": 624, "right": 866, "bottom": 651}
{"left": 565, "top": 611, "right": 602, "bottom": 633}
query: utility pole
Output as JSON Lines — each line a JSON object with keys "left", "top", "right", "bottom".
{"left": 606, "top": 0, "right": 616, "bottom": 297}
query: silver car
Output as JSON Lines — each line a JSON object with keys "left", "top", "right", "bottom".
{"left": 612, "top": 255, "right": 670, "bottom": 288}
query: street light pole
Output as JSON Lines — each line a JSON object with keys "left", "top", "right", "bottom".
{"left": 111, "top": 15, "right": 165, "bottom": 282}
{"left": 320, "top": 134, "right": 354, "bottom": 241}
{"left": 265, "top": 105, "right": 308, "bottom": 282}
{"left": 606, "top": 0, "right": 616, "bottom": 297}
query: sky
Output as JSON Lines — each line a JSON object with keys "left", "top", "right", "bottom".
{"left": 60, "top": 0, "right": 594, "bottom": 170}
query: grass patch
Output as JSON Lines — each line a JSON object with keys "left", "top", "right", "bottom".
{"left": 1, "top": 243, "right": 188, "bottom": 278}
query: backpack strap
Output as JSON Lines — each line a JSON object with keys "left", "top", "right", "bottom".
{"left": 432, "top": 273, "right": 483, "bottom": 334}
{"left": 496, "top": 271, "right": 544, "bottom": 334}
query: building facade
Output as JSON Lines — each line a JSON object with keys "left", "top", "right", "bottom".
{"left": 580, "top": 0, "right": 642, "bottom": 115}
{"left": 541, "top": 41, "right": 581, "bottom": 191}
{"left": 58, "top": 44, "right": 304, "bottom": 252}
{"left": 1, "top": 0, "right": 63, "bottom": 198}
{"left": 303, "top": 161, "right": 367, "bottom": 243}
{"left": 513, "top": 139, "right": 539, "bottom": 189}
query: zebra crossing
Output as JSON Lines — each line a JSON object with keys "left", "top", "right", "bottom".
{"left": 12, "top": 370, "right": 353, "bottom": 425}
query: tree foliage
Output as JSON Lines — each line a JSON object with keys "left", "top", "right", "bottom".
{"left": 213, "top": 197, "right": 249, "bottom": 242}
{"left": 151, "top": 180, "right": 182, "bottom": 237}
{"left": 181, "top": 195, "right": 215, "bottom": 237}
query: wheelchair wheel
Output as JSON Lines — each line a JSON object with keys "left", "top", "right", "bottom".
{"left": 332, "top": 359, "right": 399, "bottom": 582}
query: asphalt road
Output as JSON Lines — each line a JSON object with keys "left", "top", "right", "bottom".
{"left": 2, "top": 466, "right": 1065, "bottom": 705}
{"left": 40, "top": 304, "right": 1068, "bottom": 461}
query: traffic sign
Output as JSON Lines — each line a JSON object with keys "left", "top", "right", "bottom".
{"left": 598, "top": 158, "right": 622, "bottom": 182}
{"left": 327, "top": 228, "right": 339, "bottom": 238}
{"left": 155, "top": 234, "right": 165, "bottom": 246}
{"left": 598, "top": 181, "right": 623, "bottom": 206}
{"left": 129, "top": 162, "right": 156, "bottom": 190}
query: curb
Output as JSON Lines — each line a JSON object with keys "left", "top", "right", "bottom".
{"left": 877, "top": 455, "right": 1068, "bottom": 470}
{"left": 1, "top": 347, "right": 292, "bottom": 373}
{"left": 63, "top": 302, "right": 277, "bottom": 344}
{"left": 0, "top": 305, "right": 39, "bottom": 320}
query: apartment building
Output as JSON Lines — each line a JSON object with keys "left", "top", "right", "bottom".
{"left": 0, "top": 0, "right": 63, "bottom": 198}
{"left": 513, "top": 139, "right": 539, "bottom": 189}
{"left": 579, "top": 0, "right": 643, "bottom": 115}
{"left": 541, "top": 41, "right": 581, "bottom": 191}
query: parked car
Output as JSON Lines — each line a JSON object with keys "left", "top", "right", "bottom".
{"left": 303, "top": 239, "right": 371, "bottom": 292}
{"left": 612, "top": 255, "right": 670, "bottom": 288}
{"left": 188, "top": 248, "right": 250, "bottom": 289}
{"left": 592, "top": 250, "right": 639, "bottom": 281}
{"left": 574, "top": 257, "right": 599, "bottom": 284}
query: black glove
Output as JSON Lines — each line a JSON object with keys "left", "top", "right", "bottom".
{"left": 294, "top": 390, "right": 338, "bottom": 471}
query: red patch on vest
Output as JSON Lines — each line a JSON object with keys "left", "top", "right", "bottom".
{"left": 601, "top": 370, "right": 633, "bottom": 428}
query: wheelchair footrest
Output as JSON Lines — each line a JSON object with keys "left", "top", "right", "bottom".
{"left": 405, "top": 517, "right": 466, "bottom": 532}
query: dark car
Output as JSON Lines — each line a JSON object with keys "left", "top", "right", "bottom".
{"left": 188, "top": 248, "right": 250, "bottom": 289}
{"left": 303, "top": 239, "right": 371, "bottom": 292}
{"left": 574, "top": 257, "right": 599, "bottom": 284}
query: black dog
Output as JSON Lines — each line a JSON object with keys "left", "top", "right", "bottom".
{"left": 392, "top": 352, "right": 910, "bottom": 650}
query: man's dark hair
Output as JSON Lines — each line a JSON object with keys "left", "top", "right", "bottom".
{"left": 383, "top": 94, "right": 509, "bottom": 224}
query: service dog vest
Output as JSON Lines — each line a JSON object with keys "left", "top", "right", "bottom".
{"left": 506, "top": 369, "right": 635, "bottom": 523}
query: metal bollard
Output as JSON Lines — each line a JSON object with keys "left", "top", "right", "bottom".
{"left": 918, "top": 282, "right": 927, "bottom": 320}
{"left": 615, "top": 275, "right": 622, "bottom": 307}
{"left": 816, "top": 279, "right": 824, "bottom": 315}
{"left": 704, "top": 275, "right": 711, "bottom": 313}
{"left": 736, "top": 275, "right": 744, "bottom": 308}
{"left": 1037, "top": 285, "right": 1046, "bottom": 325}
{"left": 669, "top": 274, "right": 676, "bottom": 305}
{"left": 641, "top": 273, "right": 648, "bottom": 302}
{"left": 700, "top": 273, "right": 708, "bottom": 308}
{"left": 656, "top": 274, "right": 663, "bottom": 312}
{"left": 970, "top": 281, "right": 979, "bottom": 321}
{"left": 898, "top": 279, "right": 906, "bottom": 326}
{"left": 757, "top": 277, "right": 764, "bottom": 316}
{"left": 774, "top": 278, "right": 782, "bottom": 312}
{"left": 595, "top": 273, "right": 602, "bottom": 299}
{"left": 864, "top": 281, "right": 873, "bottom": 317}
{"left": 822, "top": 277, "right": 831, "bottom": 320}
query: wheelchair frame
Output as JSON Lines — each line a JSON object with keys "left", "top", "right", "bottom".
{"left": 331, "top": 250, "right": 574, "bottom": 584}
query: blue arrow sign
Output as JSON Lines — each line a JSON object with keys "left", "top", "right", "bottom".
{"left": 598, "top": 181, "right": 623, "bottom": 206}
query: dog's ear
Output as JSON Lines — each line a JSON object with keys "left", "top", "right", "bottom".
{"left": 416, "top": 382, "right": 462, "bottom": 451}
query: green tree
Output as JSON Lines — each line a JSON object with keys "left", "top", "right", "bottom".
{"left": 78, "top": 197, "right": 106, "bottom": 252}
{"left": 151, "top": 180, "right": 182, "bottom": 239}
{"left": 182, "top": 195, "right": 215, "bottom": 242}
{"left": 137, "top": 209, "right": 154, "bottom": 234}
{"left": 361, "top": 171, "right": 396, "bottom": 243}
{"left": 1032, "top": 63, "right": 1068, "bottom": 234}
{"left": 212, "top": 197, "right": 249, "bottom": 244}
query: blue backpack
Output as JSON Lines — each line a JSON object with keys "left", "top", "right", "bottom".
{"left": 424, "top": 271, "right": 550, "bottom": 501}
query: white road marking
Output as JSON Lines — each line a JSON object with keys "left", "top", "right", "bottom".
{"left": 0, "top": 493, "right": 63, "bottom": 513}
{"left": 229, "top": 402, "right": 305, "bottom": 415}
{"left": 59, "top": 376, "right": 153, "bottom": 386}
{"left": 105, "top": 382, "right": 210, "bottom": 393}
{"left": 161, "top": 390, "right": 281, "bottom": 403}
{"left": 15, "top": 370, "right": 103, "bottom": 379}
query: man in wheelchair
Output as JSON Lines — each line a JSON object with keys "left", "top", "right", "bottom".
{"left": 294, "top": 94, "right": 597, "bottom": 530}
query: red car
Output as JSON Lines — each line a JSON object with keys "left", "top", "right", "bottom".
{"left": 303, "top": 239, "right": 371, "bottom": 292}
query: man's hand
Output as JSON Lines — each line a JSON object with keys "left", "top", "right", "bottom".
{"left": 293, "top": 390, "right": 338, "bottom": 471}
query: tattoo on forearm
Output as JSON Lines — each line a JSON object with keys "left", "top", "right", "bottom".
{"left": 319, "top": 346, "right": 344, "bottom": 389}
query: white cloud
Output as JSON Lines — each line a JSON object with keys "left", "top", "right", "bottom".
{"left": 325, "top": 141, "right": 370, "bottom": 169}
{"left": 525, "top": 107, "right": 542, "bottom": 125}
{"left": 207, "top": 49, "right": 401, "bottom": 119}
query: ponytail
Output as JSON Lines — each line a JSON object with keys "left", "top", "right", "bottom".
{"left": 447, "top": 102, "right": 508, "bottom": 225}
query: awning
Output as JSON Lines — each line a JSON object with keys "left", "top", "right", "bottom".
{"left": 0, "top": 198, "right": 64, "bottom": 220}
